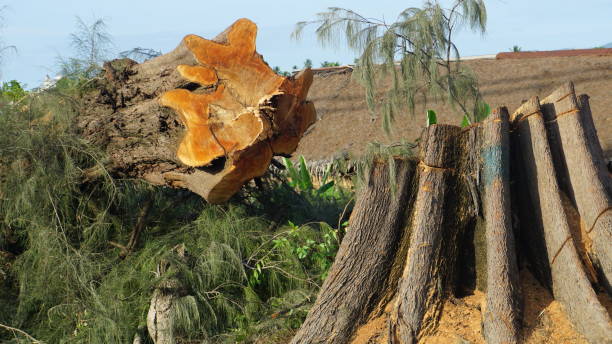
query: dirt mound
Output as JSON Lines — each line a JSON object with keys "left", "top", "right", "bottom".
{"left": 349, "top": 269, "right": 612, "bottom": 344}
{"left": 296, "top": 54, "right": 612, "bottom": 161}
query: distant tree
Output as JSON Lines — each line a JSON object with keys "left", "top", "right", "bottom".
{"left": 320, "top": 61, "right": 340, "bottom": 67}
{"left": 119, "top": 47, "right": 162, "bottom": 63}
{"left": 293, "top": 0, "right": 489, "bottom": 131}
{"left": 0, "top": 6, "right": 16, "bottom": 78}
{"left": 303, "top": 59, "right": 313, "bottom": 69}
{"left": 273, "top": 66, "right": 290, "bottom": 77}
{"left": 292, "top": 65, "right": 298, "bottom": 70}
{"left": 0, "top": 80, "right": 26, "bottom": 102}
{"left": 511, "top": 45, "right": 522, "bottom": 52}
{"left": 59, "top": 16, "right": 113, "bottom": 79}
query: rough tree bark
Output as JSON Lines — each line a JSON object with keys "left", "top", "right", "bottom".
{"left": 480, "top": 108, "right": 520, "bottom": 344}
{"left": 511, "top": 97, "right": 612, "bottom": 343}
{"left": 540, "top": 82, "right": 612, "bottom": 295}
{"left": 390, "top": 124, "right": 461, "bottom": 344}
{"left": 78, "top": 18, "right": 315, "bottom": 203}
{"left": 290, "top": 158, "right": 416, "bottom": 344}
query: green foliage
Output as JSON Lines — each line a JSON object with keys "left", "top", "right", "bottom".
{"left": 293, "top": 0, "right": 488, "bottom": 131}
{"left": 283, "top": 156, "right": 336, "bottom": 198}
{"left": 320, "top": 61, "right": 340, "bottom": 67}
{"left": 426, "top": 109, "right": 437, "bottom": 126}
{"left": 0, "top": 80, "right": 27, "bottom": 102}
{"left": 510, "top": 45, "right": 522, "bottom": 52}
{"left": 0, "top": 92, "right": 352, "bottom": 343}
{"left": 303, "top": 59, "right": 313, "bottom": 69}
{"left": 460, "top": 101, "right": 490, "bottom": 127}
{"left": 461, "top": 114, "right": 471, "bottom": 127}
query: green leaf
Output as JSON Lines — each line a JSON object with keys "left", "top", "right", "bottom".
{"left": 317, "top": 181, "right": 335, "bottom": 195}
{"left": 321, "top": 164, "right": 332, "bottom": 186}
{"left": 283, "top": 157, "right": 300, "bottom": 187}
{"left": 426, "top": 109, "right": 437, "bottom": 126}
{"left": 475, "top": 102, "right": 491, "bottom": 122}
{"left": 298, "top": 156, "right": 313, "bottom": 191}
{"left": 461, "top": 114, "right": 471, "bottom": 128}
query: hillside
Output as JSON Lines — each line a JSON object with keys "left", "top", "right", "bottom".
{"left": 296, "top": 53, "right": 612, "bottom": 160}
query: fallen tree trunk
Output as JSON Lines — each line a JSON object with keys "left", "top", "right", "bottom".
{"left": 290, "top": 157, "right": 416, "bottom": 344}
{"left": 540, "top": 82, "right": 612, "bottom": 295}
{"left": 481, "top": 107, "right": 520, "bottom": 344}
{"left": 78, "top": 18, "right": 315, "bottom": 203}
{"left": 390, "top": 124, "right": 460, "bottom": 344}
{"left": 511, "top": 97, "right": 612, "bottom": 343}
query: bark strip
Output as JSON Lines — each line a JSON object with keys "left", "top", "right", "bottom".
{"left": 391, "top": 124, "right": 461, "bottom": 344}
{"left": 481, "top": 107, "right": 520, "bottom": 344}
{"left": 511, "top": 97, "right": 612, "bottom": 344}
{"left": 541, "top": 82, "right": 612, "bottom": 295}
{"left": 290, "top": 158, "right": 415, "bottom": 344}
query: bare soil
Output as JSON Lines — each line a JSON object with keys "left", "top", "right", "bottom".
{"left": 349, "top": 269, "right": 612, "bottom": 344}
{"left": 296, "top": 55, "right": 612, "bottom": 161}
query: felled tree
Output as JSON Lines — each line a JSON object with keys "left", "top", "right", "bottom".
{"left": 78, "top": 18, "right": 315, "bottom": 203}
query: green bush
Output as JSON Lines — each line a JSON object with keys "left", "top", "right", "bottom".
{"left": 0, "top": 80, "right": 27, "bottom": 103}
{"left": 0, "top": 90, "right": 352, "bottom": 343}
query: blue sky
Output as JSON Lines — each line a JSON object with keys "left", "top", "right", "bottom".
{"left": 1, "top": 0, "right": 611, "bottom": 88}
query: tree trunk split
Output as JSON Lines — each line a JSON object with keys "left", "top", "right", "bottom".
{"left": 481, "top": 108, "right": 520, "bottom": 344}
{"left": 540, "top": 82, "right": 612, "bottom": 295}
{"left": 390, "top": 124, "right": 460, "bottom": 344}
{"left": 511, "top": 95, "right": 612, "bottom": 343}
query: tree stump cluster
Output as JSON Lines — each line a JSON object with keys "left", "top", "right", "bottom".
{"left": 291, "top": 82, "right": 612, "bottom": 344}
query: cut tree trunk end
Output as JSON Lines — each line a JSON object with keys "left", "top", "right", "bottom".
{"left": 481, "top": 107, "right": 520, "bottom": 344}
{"left": 290, "top": 157, "right": 416, "bottom": 344}
{"left": 540, "top": 82, "right": 612, "bottom": 295}
{"left": 79, "top": 18, "right": 316, "bottom": 203}
{"left": 511, "top": 97, "right": 612, "bottom": 343}
{"left": 390, "top": 124, "right": 461, "bottom": 344}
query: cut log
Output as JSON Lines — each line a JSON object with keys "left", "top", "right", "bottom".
{"left": 290, "top": 157, "right": 416, "bottom": 344}
{"left": 390, "top": 124, "right": 461, "bottom": 344}
{"left": 480, "top": 107, "right": 520, "bottom": 344}
{"left": 541, "top": 82, "right": 612, "bottom": 295}
{"left": 78, "top": 18, "right": 315, "bottom": 203}
{"left": 511, "top": 97, "right": 612, "bottom": 343}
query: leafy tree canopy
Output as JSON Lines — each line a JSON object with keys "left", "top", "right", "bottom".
{"left": 293, "top": 0, "right": 489, "bottom": 132}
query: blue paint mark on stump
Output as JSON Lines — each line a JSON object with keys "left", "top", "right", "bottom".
{"left": 482, "top": 144, "right": 509, "bottom": 186}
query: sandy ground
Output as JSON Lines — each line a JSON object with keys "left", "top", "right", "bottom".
{"left": 349, "top": 269, "right": 611, "bottom": 344}
{"left": 296, "top": 55, "right": 612, "bottom": 161}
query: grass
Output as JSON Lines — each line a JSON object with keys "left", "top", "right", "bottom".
{"left": 0, "top": 83, "right": 353, "bottom": 343}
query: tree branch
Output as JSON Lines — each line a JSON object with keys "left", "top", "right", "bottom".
{"left": 0, "top": 323, "right": 43, "bottom": 343}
